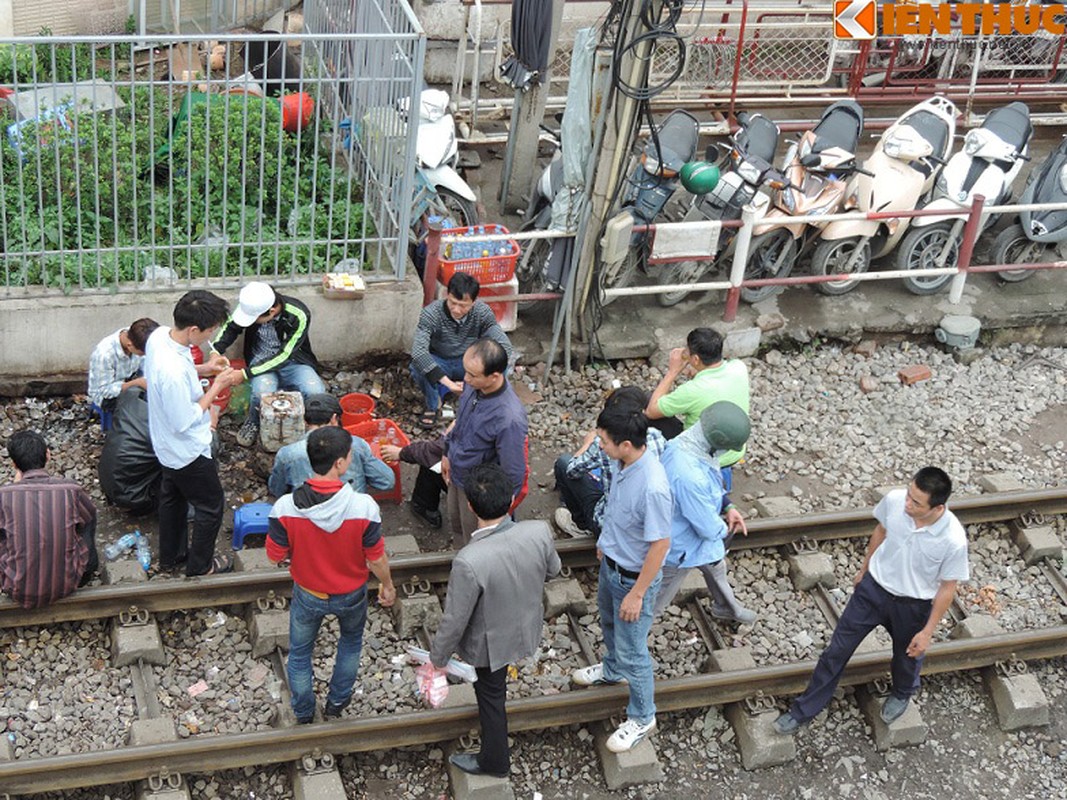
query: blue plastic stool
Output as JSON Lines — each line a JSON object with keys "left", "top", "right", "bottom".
{"left": 232, "top": 502, "right": 272, "bottom": 550}
{"left": 90, "top": 403, "right": 113, "bottom": 432}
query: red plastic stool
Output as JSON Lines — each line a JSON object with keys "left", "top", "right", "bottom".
{"left": 345, "top": 418, "right": 409, "bottom": 505}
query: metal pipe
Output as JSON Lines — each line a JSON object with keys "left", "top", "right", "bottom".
{"left": 950, "top": 194, "right": 985, "bottom": 304}
{"left": 724, "top": 203, "right": 756, "bottom": 321}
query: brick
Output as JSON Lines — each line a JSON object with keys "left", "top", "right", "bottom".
{"left": 128, "top": 718, "right": 179, "bottom": 746}
{"left": 857, "top": 688, "right": 927, "bottom": 750}
{"left": 595, "top": 725, "right": 665, "bottom": 789}
{"left": 392, "top": 593, "right": 443, "bottom": 638}
{"left": 979, "top": 473, "right": 1027, "bottom": 493}
{"left": 543, "top": 578, "right": 589, "bottom": 618}
{"left": 724, "top": 707, "right": 795, "bottom": 770}
{"left": 1011, "top": 525, "right": 1063, "bottom": 566}
{"left": 384, "top": 534, "right": 422, "bottom": 557}
{"left": 951, "top": 614, "right": 1006, "bottom": 640}
{"left": 985, "top": 671, "right": 1050, "bottom": 731}
{"left": 853, "top": 340, "right": 878, "bottom": 358}
{"left": 248, "top": 608, "right": 290, "bottom": 658}
{"left": 898, "top": 365, "right": 932, "bottom": 385}
{"left": 786, "top": 552, "right": 835, "bottom": 591}
{"left": 111, "top": 619, "right": 166, "bottom": 667}
{"left": 707, "top": 647, "right": 756, "bottom": 673}
{"left": 751, "top": 496, "right": 802, "bottom": 519}
{"left": 859, "top": 376, "right": 879, "bottom": 394}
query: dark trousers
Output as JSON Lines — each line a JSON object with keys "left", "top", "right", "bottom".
{"left": 553, "top": 455, "right": 603, "bottom": 535}
{"left": 474, "top": 664, "right": 509, "bottom": 774}
{"left": 158, "top": 455, "right": 225, "bottom": 576}
{"left": 789, "top": 573, "right": 933, "bottom": 723}
{"left": 412, "top": 465, "right": 447, "bottom": 512}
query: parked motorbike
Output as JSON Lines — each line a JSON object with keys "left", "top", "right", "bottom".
{"left": 743, "top": 99, "right": 866, "bottom": 303}
{"left": 812, "top": 96, "right": 957, "bottom": 295}
{"left": 990, "top": 134, "right": 1067, "bottom": 282}
{"left": 896, "top": 101, "right": 1033, "bottom": 295}
{"left": 408, "top": 89, "right": 480, "bottom": 231}
{"left": 599, "top": 109, "right": 702, "bottom": 305}
{"left": 655, "top": 111, "right": 782, "bottom": 307}
{"left": 514, "top": 123, "right": 565, "bottom": 307}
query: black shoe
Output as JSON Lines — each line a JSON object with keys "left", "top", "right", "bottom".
{"left": 324, "top": 699, "right": 350, "bottom": 719}
{"left": 295, "top": 714, "right": 314, "bottom": 725}
{"left": 410, "top": 501, "right": 443, "bottom": 529}
{"left": 448, "top": 753, "right": 508, "bottom": 779}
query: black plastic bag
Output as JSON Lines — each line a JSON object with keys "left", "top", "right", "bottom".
{"left": 98, "top": 388, "right": 161, "bottom": 514}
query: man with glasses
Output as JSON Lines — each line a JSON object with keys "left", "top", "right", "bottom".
{"left": 774, "top": 466, "right": 969, "bottom": 734}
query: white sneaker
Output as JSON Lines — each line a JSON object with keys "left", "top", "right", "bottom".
{"left": 571, "top": 663, "right": 626, "bottom": 687}
{"left": 553, "top": 507, "right": 591, "bottom": 538}
{"left": 606, "top": 717, "right": 656, "bottom": 753}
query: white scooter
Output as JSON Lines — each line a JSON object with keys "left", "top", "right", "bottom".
{"left": 409, "top": 89, "right": 480, "bottom": 229}
{"left": 895, "top": 101, "right": 1033, "bottom": 295}
{"left": 812, "top": 96, "right": 957, "bottom": 295}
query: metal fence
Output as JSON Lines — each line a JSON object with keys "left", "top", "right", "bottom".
{"left": 0, "top": 0, "right": 424, "bottom": 296}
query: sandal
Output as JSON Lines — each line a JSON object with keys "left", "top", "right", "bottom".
{"left": 418, "top": 409, "right": 438, "bottom": 430}
{"left": 208, "top": 554, "right": 234, "bottom": 574}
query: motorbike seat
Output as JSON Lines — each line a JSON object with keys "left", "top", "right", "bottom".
{"left": 738, "top": 114, "right": 779, "bottom": 164}
{"left": 903, "top": 110, "right": 950, "bottom": 161}
{"left": 811, "top": 100, "right": 864, "bottom": 154}
{"left": 982, "top": 102, "right": 1033, "bottom": 153}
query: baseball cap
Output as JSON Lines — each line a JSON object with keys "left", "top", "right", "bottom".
{"left": 232, "top": 282, "right": 276, "bottom": 327}
{"left": 699, "top": 401, "right": 750, "bottom": 453}
{"left": 304, "top": 393, "right": 343, "bottom": 420}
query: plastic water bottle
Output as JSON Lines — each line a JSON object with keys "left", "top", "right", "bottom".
{"left": 104, "top": 532, "right": 139, "bottom": 561}
{"left": 134, "top": 532, "right": 152, "bottom": 572}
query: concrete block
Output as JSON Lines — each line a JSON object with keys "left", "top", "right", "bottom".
{"left": 786, "top": 552, "right": 835, "bottom": 591}
{"left": 724, "top": 327, "right": 761, "bottom": 359}
{"left": 384, "top": 534, "right": 422, "bottom": 557}
{"left": 854, "top": 631, "right": 888, "bottom": 655}
{"left": 595, "top": 727, "right": 665, "bottom": 790}
{"left": 112, "top": 619, "right": 166, "bottom": 667}
{"left": 234, "top": 548, "right": 275, "bottom": 572}
{"left": 392, "top": 593, "right": 443, "bottom": 638}
{"left": 979, "top": 472, "right": 1026, "bottom": 493}
{"left": 128, "top": 717, "right": 178, "bottom": 746}
{"left": 136, "top": 778, "right": 191, "bottom": 800}
{"left": 248, "top": 609, "right": 290, "bottom": 658}
{"left": 951, "top": 615, "right": 1006, "bottom": 640}
{"left": 669, "top": 569, "right": 709, "bottom": 607}
{"left": 1012, "top": 525, "right": 1063, "bottom": 566}
{"left": 707, "top": 647, "right": 756, "bottom": 673}
{"left": 103, "top": 559, "right": 147, "bottom": 585}
{"left": 292, "top": 765, "right": 348, "bottom": 800}
{"left": 448, "top": 763, "right": 516, "bottom": 800}
{"left": 543, "top": 578, "right": 589, "bottom": 618}
{"left": 441, "top": 681, "right": 477, "bottom": 710}
{"left": 858, "top": 689, "right": 927, "bottom": 750}
{"left": 724, "top": 707, "right": 795, "bottom": 770}
{"left": 0, "top": 734, "right": 12, "bottom": 760}
{"left": 985, "top": 672, "right": 1050, "bottom": 731}
{"left": 751, "top": 496, "right": 802, "bottom": 519}
{"left": 872, "top": 485, "right": 897, "bottom": 501}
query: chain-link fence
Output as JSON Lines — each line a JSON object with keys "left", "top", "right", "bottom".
{"left": 0, "top": 0, "right": 423, "bottom": 296}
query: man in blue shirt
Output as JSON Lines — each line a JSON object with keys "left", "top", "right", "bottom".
{"left": 570, "top": 404, "right": 672, "bottom": 753}
{"left": 651, "top": 402, "right": 754, "bottom": 624}
{"left": 268, "top": 393, "right": 395, "bottom": 498}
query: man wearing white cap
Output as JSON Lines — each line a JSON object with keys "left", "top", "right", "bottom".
{"left": 215, "top": 282, "right": 326, "bottom": 447}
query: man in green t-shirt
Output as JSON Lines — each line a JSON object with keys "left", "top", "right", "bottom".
{"left": 645, "top": 327, "right": 749, "bottom": 468}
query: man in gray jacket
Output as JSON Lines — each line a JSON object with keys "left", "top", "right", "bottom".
{"left": 428, "top": 463, "right": 561, "bottom": 779}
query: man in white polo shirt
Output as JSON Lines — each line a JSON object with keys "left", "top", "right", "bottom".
{"left": 774, "top": 466, "right": 969, "bottom": 733}
{"left": 144, "top": 290, "right": 244, "bottom": 577}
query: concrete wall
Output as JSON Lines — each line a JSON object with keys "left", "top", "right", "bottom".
{"left": 0, "top": 279, "right": 423, "bottom": 395}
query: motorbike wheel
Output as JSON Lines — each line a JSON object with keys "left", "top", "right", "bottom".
{"left": 741, "top": 230, "right": 797, "bottom": 304}
{"left": 811, "top": 236, "right": 870, "bottom": 296}
{"left": 515, "top": 236, "right": 552, "bottom": 310}
{"left": 598, "top": 246, "right": 641, "bottom": 307}
{"left": 896, "top": 222, "right": 959, "bottom": 295}
{"left": 991, "top": 223, "right": 1041, "bottom": 283}
{"left": 431, "top": 188, "right": 480, "bottom": 229}
{"left": 656, "top": 260, "right": 707, "bottom": 307}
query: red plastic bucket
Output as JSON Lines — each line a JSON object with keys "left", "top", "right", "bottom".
{"left": 340, "top": 392, "right": 376, "bottom": 427}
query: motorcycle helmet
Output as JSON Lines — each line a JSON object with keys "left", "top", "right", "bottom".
{"left": 699, "top": 401, "right": 750, "bottom": 453}
{"left": 680, "top": 161, "right": 721, "bottom": 195}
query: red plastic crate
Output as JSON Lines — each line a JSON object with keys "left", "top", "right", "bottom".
{"left": 437, "top": 224, "right": 519, "bottom": 285}
{"left": 345, "top": 418, "right": 410, "bottom": 505}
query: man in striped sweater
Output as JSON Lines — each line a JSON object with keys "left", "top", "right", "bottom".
{"left": 267, "top": 426, "right": 396, "bottom": 724}
{"left": 409, "top": 272, "right": 513, "bottom": 429}
{"left": 0, "top": 430, "right": 98, "bottom": 608}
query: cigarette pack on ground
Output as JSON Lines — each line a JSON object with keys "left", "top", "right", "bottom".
{"left": 322, "top": 271, "right": 365, "bottom": 298}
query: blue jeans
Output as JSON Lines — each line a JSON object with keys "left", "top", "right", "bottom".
{"left": 409, "top": 355, "right": 465, "bottom": 411}
{"left": 250, "top": 362, "right": 326, "bottom": 421}
{"left": 287, "top": 584, "right": 369, "bottom": 721}
{"left": 597, "top": 558, "right": 661, "bottom": 724}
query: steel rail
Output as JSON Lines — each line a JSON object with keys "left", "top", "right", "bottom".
{"left": 2, "top": 625, "right": 1065, "bottom": 795}
{"left": 2, "top": 489, "right": 1065, "bottom": 629}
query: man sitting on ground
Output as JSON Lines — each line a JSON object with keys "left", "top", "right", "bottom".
{"left": 88, "top": 317, "right": 159, "bottom": 413}
{"left": 268, "top": 393, "right": 395, "bottom": 498}
{"left": 0, "top": 430, "right": 98, "bottom": 608}
{"left": 410, "top": 272, "right": 513, "bottom": 430}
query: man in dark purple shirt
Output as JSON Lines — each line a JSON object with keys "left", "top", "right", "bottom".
{"left": 0, "top": 430, "right": 98, "bottom": 608}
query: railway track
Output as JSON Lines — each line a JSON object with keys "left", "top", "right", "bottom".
{"left": 1, "top": 487, "right": 1065, "bottom": 797}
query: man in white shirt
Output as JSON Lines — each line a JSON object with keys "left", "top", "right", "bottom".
{"left": 774, "top": 466, "right": 969, "bottom": 734}
{"left": 144, "top": 291, "right": 244, "bottom": 576}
